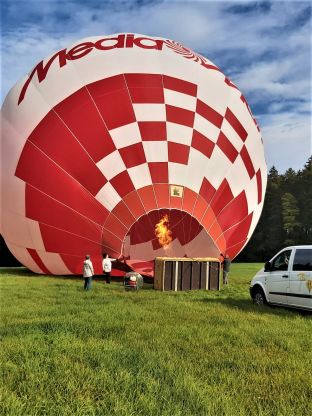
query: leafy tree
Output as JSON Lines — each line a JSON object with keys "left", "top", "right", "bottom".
{"left": 268, "top": 166, "right": 279, "bottom": 183}
{"left": 281, "top": 192, "right": 301, "bottom": 245}
{"left": 262, "top": 166, "right": 284, "bottom": 254}
{"left": 237, "top": 157, "right": 312, "bottom": 262}
{"left": 237, "top": 166, "right": 283, "bottom": 261}
{"left": 297, "top": 156, "right": 312, "bottom": 243}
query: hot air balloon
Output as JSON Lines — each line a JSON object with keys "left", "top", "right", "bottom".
{"left": 1, "top": 33, "right": 267, "bottom": 276}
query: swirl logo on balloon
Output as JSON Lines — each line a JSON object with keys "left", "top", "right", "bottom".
{"left": 165, "top": 40, "right": 213, "bottom": 66}
{"left": 1, "top": 33, "right": 267, "bottom": 276}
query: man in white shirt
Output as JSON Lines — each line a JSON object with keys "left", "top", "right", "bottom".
{"left": 83, "top": 255, "right": 94, "bottom": 290}
{"left": 102, "top": 253, "right": 116, "bottom": 284}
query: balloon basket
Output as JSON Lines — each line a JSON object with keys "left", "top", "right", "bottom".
{"left": 154, "top": 257, "right": 221, "bottom": 291}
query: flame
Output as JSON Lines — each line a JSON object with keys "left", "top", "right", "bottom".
{"left": 155, "top": 215, "right": 172, "bottom": 248}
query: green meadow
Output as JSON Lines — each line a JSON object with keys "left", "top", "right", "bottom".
{"left": 1, "top": 264, "right": 311, "bottom": 416}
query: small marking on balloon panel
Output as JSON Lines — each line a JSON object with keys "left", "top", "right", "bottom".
{"left": 170, "top": 185, "right": 184, "bottom": 198}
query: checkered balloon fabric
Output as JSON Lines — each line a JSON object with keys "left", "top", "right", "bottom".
{"left": 1, "top": 34, "right": 267, "bottom": 276}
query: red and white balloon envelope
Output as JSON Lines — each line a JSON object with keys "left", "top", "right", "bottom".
{"left": 1, "top": 34, "right": 267, "bottom": 276}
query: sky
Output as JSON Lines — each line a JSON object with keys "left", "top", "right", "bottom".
{"left": 1, "top": 0, "right": 311, "bottom": 173}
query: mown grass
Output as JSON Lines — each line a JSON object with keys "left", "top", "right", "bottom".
{"left": 1, "top": 264, "right": 311, "bottom": 416}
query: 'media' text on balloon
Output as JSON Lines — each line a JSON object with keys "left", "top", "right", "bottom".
{"left": 18, "top": 34, "right": 224, "bottom": 105}
{"left": 18, "top": 34, "right": 166, "bottom": 105}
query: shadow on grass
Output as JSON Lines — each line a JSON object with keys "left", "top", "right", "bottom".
{"left": 2, "top": 268, "right": 310, "bottom": 316}
{"left": 0, "top": 267, "right": 84, "bottom": 282}
{"left": 0, "top": 267, "right": 155, "bottom": 290}
{"left": 200, "top": 296, "right": 311, "bottom": 317}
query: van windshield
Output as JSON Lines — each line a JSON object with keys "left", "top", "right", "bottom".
{"left": 271, "top": 250, "right": 292, "bottom": 271}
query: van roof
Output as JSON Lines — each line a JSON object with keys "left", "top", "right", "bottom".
{"left": 283, "top": 245, "right": 312, "bottom": 249}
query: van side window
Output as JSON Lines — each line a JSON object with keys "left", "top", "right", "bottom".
{"left": 271, "top": 250, "right": 292, "bottom": 271}
{"left": 293, "top": 249, "right": 312, "bottom": 271}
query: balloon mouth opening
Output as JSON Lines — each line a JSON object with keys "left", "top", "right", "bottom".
{"left": 123, "top": 209, "right": 204, "bottom": 257}
{"left": 120, "top": 209, "right": 219, "bottom": 277}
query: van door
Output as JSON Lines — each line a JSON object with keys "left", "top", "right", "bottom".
{"left": 288, "top": 248, "right": 312, "bottom": 309}
{"left": 267, "top": 249, "right": 292, "bottom": 305}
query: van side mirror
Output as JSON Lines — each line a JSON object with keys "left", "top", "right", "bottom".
{"left": 264, "top": 261, "right": 271, "bottom": 272}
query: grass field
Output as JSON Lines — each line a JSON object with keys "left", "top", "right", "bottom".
{"left": 1, "top": 264, "right": 311, "bottom": 416}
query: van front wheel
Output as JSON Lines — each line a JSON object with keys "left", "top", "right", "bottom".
{"left": 253, "top": 288, "right": 266, "bottom": 305}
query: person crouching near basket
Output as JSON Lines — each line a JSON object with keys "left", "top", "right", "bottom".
{"left": 102, "top": 253, "right": 116, "bottom": 284}
{"left": 83, "top": 255, "right": 94, "bottom": 290}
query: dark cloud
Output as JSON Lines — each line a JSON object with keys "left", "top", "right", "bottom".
{"left": 225, "top": 1, "right": 271, "bottom": 15}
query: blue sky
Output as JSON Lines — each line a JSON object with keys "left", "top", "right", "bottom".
{"left": 1, "top": 0, "right": 311, "bottom": 172}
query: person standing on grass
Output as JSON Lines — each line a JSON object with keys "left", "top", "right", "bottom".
{"left": 83, "top": 255, "right": 94, "bottom": 290}
{"left": 102, "top": 253, "right": 116, "bottom": 284}
{"left": 220, "top": 253, "right": 231, "bottom": 285}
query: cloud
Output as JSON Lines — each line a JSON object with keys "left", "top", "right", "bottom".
{"left": 260, "top": 111, "right": 312, "bottom": 172}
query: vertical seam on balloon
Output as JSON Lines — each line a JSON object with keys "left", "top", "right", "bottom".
{"left": 160, "top": 73, "right": 173, "bottom": 221}
{"left": 186, "top": 191, "right": 201, "bottom": 245}
{"left": 52, "top": 109, "right": 98, "bottom": 166}
{"left": 24, "top": 136, "right": 103, "bottom": 206}
{"left": 34, "top": 220, "right": 113, "bottom": 245}
{"left": 179, "top": 211, "right": 190, "bottom": 255}
{"left": 24, "top": 214, "right": 47, "bottom": 261}
{"left": 23, "top": 183, "right": 137, "bottom": 272}
{"left": 206, "top": 175, "right": 255, "bottom": 234}
{"left": 9, "top": 78, "right": 68, "bottom": 271}
{"left": 205, "top": 185, "right": 238, "bottom": 231}
{"left": 84, "top": 84, "right": 128, "bottom": 248}
{"left": 214, "top": 212, "right": 253, "bottom": 242}
{"left": 37, "top": 221, "right": 122, "bottom": 257}
{"left": 181, "top": 212, "right": 187, "bottom": 251}
{"left": 202, "top": 168, "right": 257, "bottom": 237}
{"left": 27, "top": 248, "right": 51, "bottom": 274}
{"left": 52, "top": 104, "right": 111, "bottom": 203}
{"left": 84, "top": 84, "right": 112, "bottom": 139}
{"left": 200, "top": 180, "right": 229, "bottom": 234}
{"left": 171, "top": 87, "right": 198, "bottom": 244}
{"left": 17, "top": 138, "right": 108, "bottom": 264}
{"left": 25, "top": 183, "right": 104, "bottom": 227}
{"left": 245, "top": 202, "right": 263, "bottom": 241}
{"left": 122, "top": 73, "right": 157, "bottom": 233}
{"left": 190, "top": 194, "right": 208, "bottom": 244}
{"left": 102, "top": 200, "right": 136, "bottom": 231}
{"left": 175, "top": 178, "right": 187, "bottom": 243}
{"left": 191, "top": 90, "right": 237, "bottom": 241}
{"left": 84, "top": 84, "right": 114, "bottom": 244}
{"left": 191, "top": 79, "right": 236, "bottom": 249}
{"left": 160, "top": 73, "right": 172, "bottom": 219}
{"left": 224, "top": 238, "right": 249, "bottom": 255}
{"left": 100, "top": 223, "right": 125, "bottom": 257}
{"left": 23, "top": 139, "right": 110, "bottom": 221}
{"left": 165, "top": 77, "right": 197, "bottom": 244}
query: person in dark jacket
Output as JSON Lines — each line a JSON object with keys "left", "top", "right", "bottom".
{"left": 220, "top": 253, "right": 231, "bottom": 285}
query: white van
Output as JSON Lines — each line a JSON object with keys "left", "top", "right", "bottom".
{"left": 250, "top": 245, "right": 312, "bottom": 311}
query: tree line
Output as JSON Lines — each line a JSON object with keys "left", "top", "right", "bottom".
{"left": 237, "top": 156, "right": 312, "bottom": 262}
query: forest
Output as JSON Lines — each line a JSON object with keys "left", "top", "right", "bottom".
{"left": 0, "top": 157, "right": 311, "bottom": 266}
{"left": 237, "top": 156, "right": 312, "bottom": 262}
